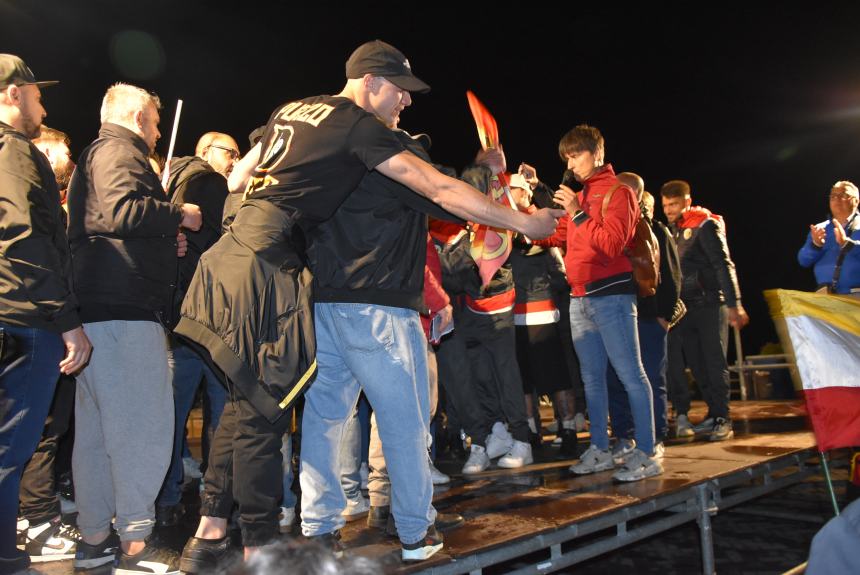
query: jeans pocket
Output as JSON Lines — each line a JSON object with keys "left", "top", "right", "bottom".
{"left": 333, "top": 304, "right": 395, "bottom": 354}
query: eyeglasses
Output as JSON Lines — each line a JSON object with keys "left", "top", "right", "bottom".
{"left": 207, "top": 144, "right": 240, "bottom": 160}
{"left": 829, "top": 192, "right": 857, "bottom": 200}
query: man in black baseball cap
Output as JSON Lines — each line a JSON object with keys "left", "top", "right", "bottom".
{"left": 346, "top": 39, "right": 430, "bottom": 94}
{"left": 1, "top": 53, "right": 90, "bottom": 573}
{"left": 0, "top": 54, "right": 58, "bottom": 90}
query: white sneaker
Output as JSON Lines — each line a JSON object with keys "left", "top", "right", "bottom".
{"left": 429, "top": 462, "right": 451, "bottom": 485}
{"left": 611, "top": 438, "right": 637, "bottom": 465}
{"left": 279, "top": 506, "right": 296, "bottom": 534}
{"left": 612, "top": 448, "right": 663, "bottom": 482}
{"left": 183, "top": 456, "right": 203, "bottom": 480}
{"left": 359, "top": 461, "right": 369, "bottom": 490}
{"left": 675, "top": 414, "right": 694, "bottom": 438}
{"left": 497, "top": 440, "right": 533, "bottom": 468}
{"left": 573, "top": 412, "right": 588, "bottom": 432}
{"left": 342, "top": 496, "right": 370, "bottom": 520}
{"left": 485, "top": 428, "right": 514, "bottom": 459}
{"left": 653, "top": 442, "right": 665, "bottom": 460}
{"left": 462, "top": 444, "right": 490, "bottom": 474}
{"left": 569, "top": 445, "right": 615, "bottom": 475}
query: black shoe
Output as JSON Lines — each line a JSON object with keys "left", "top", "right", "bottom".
{"left": 401, "top": 525, "right": 443, "bottom": 562}
{"left": 559, "top": 428, "right": 580, "bottom": 458}
{"left": 155, "top": 503, "right": 185, "bottom": 528}
{"left": 74, "top": 531, "right": 119, "bottom": 571}
{"left": 0, "top": 550, "right": 30, "bottom": 575}
{"left": 529, "top": 431, "right": 542, "bottom": 450}
{"left": 114, "top": 544, "right": 180, "bottom": 575}
{"left": 179, "top": 536, "right": 234, "bottom": 574}
{"left": 386, "top": 511, "right": 465, "bottom": 537}
{"left": 367, "top": 505, "right": 390, "bottom": 530}
{"left": 308, "top": 530, "right": 343, "bottom": 558}
{"left": 448, "top": 436, "right": 467, "bottom": 460}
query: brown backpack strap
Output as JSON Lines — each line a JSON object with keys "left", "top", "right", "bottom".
{"left": 600, "top": 182, "right": 625, "bottom": 220}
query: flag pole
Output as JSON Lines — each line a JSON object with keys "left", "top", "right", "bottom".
{"left": 819, "top": 451, "right": 841, "bottom": 516}
{"left": 160, "top": 99, "right": 184, "bottom": 190}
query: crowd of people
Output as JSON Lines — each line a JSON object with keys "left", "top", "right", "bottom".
{"left": 7, "top": 37, "right": 855, "bottom": 574}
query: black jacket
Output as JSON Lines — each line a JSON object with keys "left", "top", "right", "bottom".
{"left": 672, "top": 215, "right": 742, "bottom": 308}
{"left": 166, "top": 156, "right": 228, "bottom": 326}
{"left": 67, "top": 123, "right": 183, "bottom": 323}
{"left": 0, "top": 121, "right": 80, "bottom": 333}
{"left": 638, "top": 218, "right": 683, "bottom": 322}
{"left": 307, "top": 129, "right": 459, "bottom": 311}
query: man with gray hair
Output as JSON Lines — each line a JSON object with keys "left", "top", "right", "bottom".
{"left": 67, "top": 82, "right": 202, "bottom": 575}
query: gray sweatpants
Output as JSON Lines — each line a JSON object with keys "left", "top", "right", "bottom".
{"left": 72, "top": 320, "right": 174, "bottom": 542}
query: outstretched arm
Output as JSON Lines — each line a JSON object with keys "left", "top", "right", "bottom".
{"left": 376, "top": 151, "right": 564, "bottom": 239}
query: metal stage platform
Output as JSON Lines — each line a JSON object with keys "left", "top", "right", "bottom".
{"left": 339, "top": 401, "right": 822, "bottom": 575}
{"left": 30, "top": 400, "right": 833, "bottom": 575}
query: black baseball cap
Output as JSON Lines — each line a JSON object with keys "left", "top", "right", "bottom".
{"left": 345, "top": 40, "right": 430, "bottom": 94}
{"left": 0, "top": 54, "right": 58, "bottom": 90}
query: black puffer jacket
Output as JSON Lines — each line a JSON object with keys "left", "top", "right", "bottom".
{"left": 67, "top": 123, "right": 183, "bottom": 323}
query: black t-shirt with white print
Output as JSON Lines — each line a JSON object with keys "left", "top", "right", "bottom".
{"left": 246, "top": 95, "right": 405, "bottom": 231}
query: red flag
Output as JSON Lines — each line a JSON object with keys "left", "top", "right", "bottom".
{"left": 465, "top": 91, "right": 514, "bottom": 286}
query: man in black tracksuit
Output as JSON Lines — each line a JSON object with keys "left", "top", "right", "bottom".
{"left": 660, "top": 179, "right": 748, "bottom": 442}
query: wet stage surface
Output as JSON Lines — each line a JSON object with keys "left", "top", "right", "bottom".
{"left": 31, "top": 400, "right": 826, "bottom": 574}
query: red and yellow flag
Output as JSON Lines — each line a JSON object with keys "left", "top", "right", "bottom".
{"left": 466, "top": 90, "right": 514, "bottom": 286}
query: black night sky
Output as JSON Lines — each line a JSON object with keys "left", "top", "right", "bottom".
{"left": 4, "top": 1, "right": 860, "bottom": 356}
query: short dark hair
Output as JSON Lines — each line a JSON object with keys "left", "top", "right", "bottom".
{"left": 558, "top": 124, "right": 604, "bottom": 161}
{"left": 660, "top": 179, "right": 691, "bottom": 199}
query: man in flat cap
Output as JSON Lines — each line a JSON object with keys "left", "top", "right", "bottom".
{"left": 176, "top": 39, "right": 562, "bottom": 568}
{"left": 0, "top": 53, "right": 91, "bottom": 575}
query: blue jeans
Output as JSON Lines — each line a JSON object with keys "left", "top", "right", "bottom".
{"left": 569, "top": 295, "right": 655, "bottom": 454}
{"left": 158, "top": 343, "right": 227, "bottom": 507}
{"left": 300, "top": 303, "right": 434, "bottom": 545}
{"left": 607, "top": 318, "right": 669, "bottom": 442}
{"left": 339, "top": 407, "right": 363, "bottom": 505}
{"left": 0, "top": 324, "right": 63, "bottom": 557}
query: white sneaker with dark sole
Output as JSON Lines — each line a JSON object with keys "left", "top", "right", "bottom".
{"left": 401, "top": 525, "right": 443, "bottom": 562}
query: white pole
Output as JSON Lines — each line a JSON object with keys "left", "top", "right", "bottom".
{"left": 160, "top": 99, "right": 183, "bottom": 190}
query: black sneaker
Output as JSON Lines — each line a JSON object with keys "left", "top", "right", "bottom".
{"left": 307, "top": 530, "right": 344, "bottom": 558}
{"left": 179, "top": 536, "right": 235, "bottom": 574}
{"left": 25, "top": 517, "right": 79, "bottom": 562}
{"left": 709, "top": 417, "right": 734, "bottom": 441}
{"left": 401, "top": 525, "right": 443, "bottom": 562}
{"left": 386, "top": 511, "right": 464, "bottom": 538}
{"left": 155, "top": 503, "right": 185, "bottom": 528}
{"left": 74, "top": 531, "right": 119, "bottom": 571}
{"left": 114, "top": 544, "right": 180, "bottom": 575}
{"left": 0, "top": 549, "right": 30, "bottom": 574}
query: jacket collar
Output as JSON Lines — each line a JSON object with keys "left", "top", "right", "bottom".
{"left": 98, "top": 122, "right": 150, "bottom": 157}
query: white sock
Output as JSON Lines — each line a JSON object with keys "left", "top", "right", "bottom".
{"left": 562, "top": 418, "right": 575, "bottom": 430}
{"left": 527, "top": 417, "right": 537, "bottom": 434}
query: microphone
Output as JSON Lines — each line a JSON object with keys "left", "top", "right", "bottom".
{"left": 560, "top": 169, "right": 577, "bottom": 189}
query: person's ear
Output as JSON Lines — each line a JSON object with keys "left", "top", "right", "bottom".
{"left": 134, "top": 109, "right": 144, "bottom": 131}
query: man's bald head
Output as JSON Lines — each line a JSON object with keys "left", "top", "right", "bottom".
{"left": 196, "top": 132, "right": 240, "bottom": 178}
{"left": 617, "top": 171, "right": 645, "bottom": 201}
